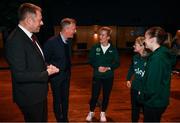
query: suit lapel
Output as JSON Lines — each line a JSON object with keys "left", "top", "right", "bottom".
{"left": 32, "top": 41, "right": 45, "bottom": 61}
{"left": 17, "top": 27, "right": 45, "bottom": 62}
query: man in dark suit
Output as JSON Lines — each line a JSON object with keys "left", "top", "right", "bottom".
{"left": 43, "top": 18, "right": 76, "bottom": 122}
{"left": 5, "top": 3, "right": 59, "bottom": 122}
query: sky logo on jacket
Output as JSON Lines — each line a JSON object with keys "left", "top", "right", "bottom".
{"left": 134, "top": 68, "right": 145, "bottom": 77}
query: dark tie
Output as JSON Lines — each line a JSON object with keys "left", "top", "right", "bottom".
{"left": 31, "top": 34, "right": 44, "bottom": 59}
{"left": 31, "top": 34, "right": 38, "bottom": 43}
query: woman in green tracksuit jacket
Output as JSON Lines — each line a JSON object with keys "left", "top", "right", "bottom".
{"left": 142, "top": 27, "right": 176, "bottom": 122}
{"left": 86, "top": 26, "right": 120, "bottom": 122}
{"left": 126, "top": 36, "right": 148, "bottom": 122}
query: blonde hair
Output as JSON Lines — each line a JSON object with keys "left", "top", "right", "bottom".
{"left": 135, "top": 36, "right": 145, "bottom": 46}
{"left": 135, "top": 36, "right": 148, "bottom": 57}
{"left": 98, "top": 26, "right": 112, "bottom": 36}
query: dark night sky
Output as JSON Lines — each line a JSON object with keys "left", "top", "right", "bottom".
{"left": 0, "top": 0, "right": 179, "bottom": 25}
{"left": 41, "top": 0, "right": 179, "bottom": 38}
{"left": 0, "top": 0, "right": 179, "bottom": 40}
{"left": 42, "top": 0, "right": 179, "bottom": 25}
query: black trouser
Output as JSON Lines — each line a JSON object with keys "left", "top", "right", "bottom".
{"left": 18, "top": 99, "right": 47, "bottom": 122}
{"left": 51, "top": 73, "right": 70, "bottom": 122}
{"left": 131, "top": 89, "right": 143, "bottom": 122}
{"left": 144, "top": 106, "right": 167, "bottom": 122}
{"left": 89, "top": 77, "right": 113, "bottom": 112}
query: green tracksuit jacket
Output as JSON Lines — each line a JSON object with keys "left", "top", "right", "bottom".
{"left": 89, "top": 43, "right": 120, "bottom": 78}
{"left": 126, "top": 54, "right": 147, "bottom": 91}
{"left": 142, "top": 46, "right": 176, "bottom": 108}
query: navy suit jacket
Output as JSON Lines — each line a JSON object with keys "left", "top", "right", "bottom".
{"left": 43, "top": 35, "right": 72, "bottom": 86}
{"left": 5, "top": 26, "right": 48, "bottom": 106}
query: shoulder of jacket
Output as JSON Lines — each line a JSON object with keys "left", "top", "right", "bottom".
{"left": 109, "top": 44, "right": 117, "bottom": 50}
{"left": 91, "top": 43, "right": 100, "bottom": 49}
{"left": 45, "top": 35, "right": 59, "bottom": 44}
{"left": 48, "top": 35, "right": 59, "bottom": 41}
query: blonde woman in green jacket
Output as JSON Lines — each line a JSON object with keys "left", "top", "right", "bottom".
{"left": 86, "top": 27, "right": 120, "bottom": 122}
{"left": 126, "top": 36, "right": 148, "bottom": 122}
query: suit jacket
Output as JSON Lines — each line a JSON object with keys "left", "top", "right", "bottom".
{"left": 43, "top": 35, "right": 71, "bottom": 86}
{"left": 5, "top": 26, "right": 48, "bottom": 107}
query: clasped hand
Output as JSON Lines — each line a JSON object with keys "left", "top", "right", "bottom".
{"left": 98, "top": 66, "right": 109, "bottom": 73}
{"left": 47, "top": 64, "right": 59, "bottom": 75}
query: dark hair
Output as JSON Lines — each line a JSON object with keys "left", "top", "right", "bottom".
{"left": 18, "top": 3, "right": 41, "bottom": 21}
{"left": 145, "top": 26, "right": 168, "bottom": 45}
{"left": 60, "top": 18, "right": 76, "bottom": 30}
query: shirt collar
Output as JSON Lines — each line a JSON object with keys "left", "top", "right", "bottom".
{"left": 18, "top": 24, "right": 33, "bottom": 39}
{"left": 100, "top": 43, "right": 110, "bottom": 48}
{"left": 60, "top": 32, "right": 67, "bottom": 44}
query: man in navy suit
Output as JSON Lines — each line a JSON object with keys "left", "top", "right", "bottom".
{"left": 5, "top": 3, "right": 59, "bottom": 122}
{"left": 43, "top": 18, "right": 76, "bottom": 122}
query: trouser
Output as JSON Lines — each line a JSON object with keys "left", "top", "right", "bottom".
{"left": 89, "top": 77, "right": 113, "bottom": 112}
{"left": 144, "top": 106, "right": 167, "bottom": 122}
{"left": 131, "top": 89, "right": 143, "bottom": 122}
{"left": 51, "top": 74, "right": 70, "bottom": 122}
{"left": 18, "top": 99, "right": 47, "bottom": 122}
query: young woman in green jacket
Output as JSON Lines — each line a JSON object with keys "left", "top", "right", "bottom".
{"left": 86, "top": 26, "right": 120, "bottom": 122}
{"left": 143, "top": 27, "right": 176, "bottom": 122}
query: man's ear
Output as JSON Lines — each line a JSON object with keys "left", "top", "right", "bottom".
{"left": 26, "top": 15, "right": 33, "bottom": 25}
